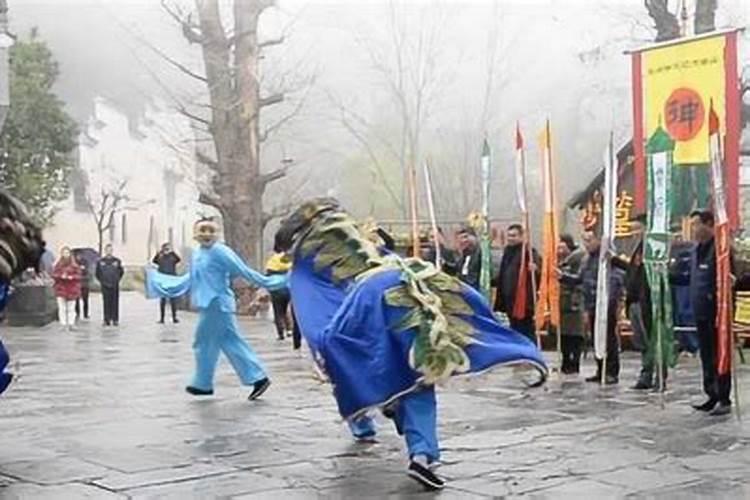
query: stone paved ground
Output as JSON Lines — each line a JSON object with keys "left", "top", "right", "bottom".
{"left": 0, "top": 293, "right": 749, "bottom": 499}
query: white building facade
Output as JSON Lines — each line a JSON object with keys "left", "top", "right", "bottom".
{"left": 44, "top": 97, "right": 212, "bottom": 266}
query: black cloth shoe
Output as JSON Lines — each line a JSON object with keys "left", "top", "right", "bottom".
{"left": 407, "top": 461, "right": 445, "bottom": 491}
{"left": 632, "top": 380, "right": 653, "bottom": 390}
{"left": 173, "top": 318, "right": 179, "bottom": 324}
{"left": 692, "top": 399, "right": 718, "bottom": 412}
{"left": 248, "top": 378, "right": 271, "bottom": 400}
{"left": 709, "top": 402, "right": 732, "bottom": 416}
{"left": 185, "top": 386, "right": 213, "bottom": 396}
{"left": 158, "top": 319, "right": 165, "bottom": 324}
{"left": 604, "top": 375, "right": 619, "bottom": 385}
{"left": 585, "top": 374, "right": 601, "bottom": 383}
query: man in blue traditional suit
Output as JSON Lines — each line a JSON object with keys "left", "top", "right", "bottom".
{"left": 146, "top": 217, "right": 287, "bottom": 400}
{"left": 0, "top": 189, "right": 47, "bottom": 397}
{"left": 275, "top": 198, "right": 547, "bottom": 491}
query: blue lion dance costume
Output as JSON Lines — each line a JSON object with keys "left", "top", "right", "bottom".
{"left": 0, "top": 189, "right": 47, "bottom": 397}
{"left": 0, "top": 282, "right": 13, "bottom": 395}
{"left": 275, "top": 198, "right": 547, "bottom": 490}
{"left": 146, "top": 218, "right": 287, "bottom": 399}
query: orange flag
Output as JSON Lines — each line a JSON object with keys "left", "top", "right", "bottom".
{"left": 535, "top": 120, "right": 560, "bottom": 331}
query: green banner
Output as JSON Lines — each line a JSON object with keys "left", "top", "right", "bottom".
{"left": 645, "top": 126, "right": 676, "bottom": 373}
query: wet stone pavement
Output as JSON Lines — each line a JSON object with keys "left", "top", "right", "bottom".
{"left": 0, "top": 292, "right": 749, "bottom": 499}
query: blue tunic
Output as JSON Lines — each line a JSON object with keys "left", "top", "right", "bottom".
{"left": 146, "top": 242, "right": 287, "bottom": 307}
{"left": 290, "top": 254, "right": 547, "bottom": 420}
{"left": 0, "top": 281, "right": 13, "bottom": 395}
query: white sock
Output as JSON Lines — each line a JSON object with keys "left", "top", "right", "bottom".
{"left": 412, "top": 454, "right": 429, "bottom": 467}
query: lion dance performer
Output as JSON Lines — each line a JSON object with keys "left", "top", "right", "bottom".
{"left": 275, "top": 198, "right": 547, "bottom": 490}
{"left": 0, "top": 189, "right": 46, "bottom": 396}
{"left": 146, "top": 217, "right": 287, "bottom": 400}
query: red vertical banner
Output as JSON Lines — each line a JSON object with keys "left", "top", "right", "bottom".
{"left": 631, "top": 52, "right": 646, "bottom": 213}
{"left": 723, "top": 31, "right": 740, "bottom": 230}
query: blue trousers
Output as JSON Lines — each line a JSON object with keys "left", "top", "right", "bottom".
{"left": 348, "top": 386, "right": 439, "bottom": 462}
{"left": 190, "top": 303, "right": 267, "bottom": 391}
{"left": 0, "top": 339, "right": 12, "bottom": 395}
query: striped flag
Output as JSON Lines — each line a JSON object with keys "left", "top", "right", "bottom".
{"left": 535, "top": 120, "right": 560, "bottom": 332}
{"left": 708, "top": 102, "right": 733, "bottom": 376}
{"left": 511, "top": 125, "right": 531, "bottom": 325}
{"left": 479, "top": 139, "right": 492, "bottom": 300}
{"left": 515, "top": 124, "right": 527, "bottom": 213}
{"left": 594, "top": 133, "right": 617, "bottom": 361}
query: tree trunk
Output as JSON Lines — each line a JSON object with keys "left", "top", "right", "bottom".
{"left": 645, "top": 0, "right": 680, "bottom": 42}
{"left": 194, "top": 0, "right": 270, "bottom": 267}
{"left": 694, "top": 0, "right": 717, "bottom": 35}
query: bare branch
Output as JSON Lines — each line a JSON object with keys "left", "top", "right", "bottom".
{"left": 142, "top": 40, "right": 207, "bottom": 82}
{"left": 259, "top": 36, "right": 285, "bottom": 49}
{"left": 259, "top": 93, "right": 284, "bottom": 108}
{"left": 161, "top": 0, "right": 204, "bottom": 44}
{"left": 262, "top": 201, "right": 295, "bottom": 227}
{"left": 199, "top": 192, "right": 224, "bottom": 211}
{"left": 260, "top": 162, "right": 294, "bottom": 187}
{"left": 260, "top": 86, "right": 310, "bottom": 142}
{"left": 195, "top": 150, "right": 219, "bottom": 171}
{"left": 175, "top": 104, "right": 211, "bottom": 127}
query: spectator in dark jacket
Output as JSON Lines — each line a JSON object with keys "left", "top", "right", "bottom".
{"left": 456, "top": 226, "right": 482, "bottom": 291}
{"left": 74, "top": 252, "right": 90, "bottom": 320}
{"left": 612, "top": 215, "right": 667, "bottom": 391}
{"left": 96, "top": 244, "right": 124, "bottom": 326}
{"left": 424, "top": 227, "right": 459, "bottom": 276}
{"left": 561, "top": 230, "right": 624, "bottom": 384}
{"left": 557, "top": 234, "right": 585, "bottom": 374}
{"left": 494, "top": 224, "right": 540, "bottom": 342}
{"left": 672, "top": 210, "right": 733, "bottom": 416}
{"left": 153, "top": 243, "right": 181, "bottom": 323}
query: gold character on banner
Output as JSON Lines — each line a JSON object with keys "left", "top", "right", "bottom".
{"left": 615, "top": 191, "right": 635, "bottom": 238}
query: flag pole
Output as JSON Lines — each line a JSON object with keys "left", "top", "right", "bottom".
{"left": 408, "top": 162, "right": 420, "bottom": 258}
{"left": 546, "top": 119, "right": 562, "bottom": 367}
{"left": 598, "top": 131, "right": 616, "bottom": 386}
{"left": 523, "top": 138, "right": 540, "bottom": 350}
{"left": 423, "top": 160, "right": 442, "bottom": 271}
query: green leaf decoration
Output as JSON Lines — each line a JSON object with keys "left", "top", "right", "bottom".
{"left": 438, "top": 292, "right": 474, "bottom": 315}
{"left": 384, "top": 286, "right": 420, "bottom": 308}
{"left": 394, "top": 308, "right": 427, "bottom": 332}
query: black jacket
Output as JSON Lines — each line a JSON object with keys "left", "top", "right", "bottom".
{"left": 458, "top": 245, "right": 482, "bottom": 290}
{"left": 425, "top": 244, "right": 459, "bottom": 276}
{"left": 670, "top": 237, "right": 735, "bottom": 322}
{"left": 561, "top": 249, "right": 624, "bottom": 312}
{"left": 153, "top": 251, "right": 181, "bottom": 275}
{"left": 494, "top": 243, "right": 540, "bottom": 318}
{"left": 612, "top": 240, "right": 652, "bottom": 329}
{"left": 96, "top": 256, "right": 124, "bottom": 289}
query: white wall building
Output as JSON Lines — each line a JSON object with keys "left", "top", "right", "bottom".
{"left": 44, "top": 97, "right": 213, "bottom": 266}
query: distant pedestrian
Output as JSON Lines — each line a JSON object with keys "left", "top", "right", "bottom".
{"left": 265, "top": 242, "right": 293, "bottom": 341}
{"left": 52, "top": 246, "right": 81, "bottom": 331}
{"left": 74, "top": 251, "right": 90, "bottom": 320}
{"left": 96, "top": 244, "right": 124, "bottom": 326}
{"left": 153, "top": 242, "right": 181, "bottom": 324}
{"left": 557, "top": 234, "right": 585, "bottom": 374}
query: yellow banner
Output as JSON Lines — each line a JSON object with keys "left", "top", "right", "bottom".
{"left": 643, "top": 36, "right": 725, "bottom": 165}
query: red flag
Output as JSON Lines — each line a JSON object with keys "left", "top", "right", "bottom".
{"left": 512, "top": 243, "right": 529, "bottom": 321}
{"left": 708, "top": 101, "right": 732, "bottom": 376}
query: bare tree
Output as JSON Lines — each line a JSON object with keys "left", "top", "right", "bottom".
{"left": 694, "top": 0, "right": 718, "bottom": 35}
{"left": 644, "top": 0, "right": 681, "bottom": 41}
{"left": 160, "top": 0, "right": 303, "bottom": 266}
{"left": 87, "top": 179, "right": 129, "bottom": 255}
